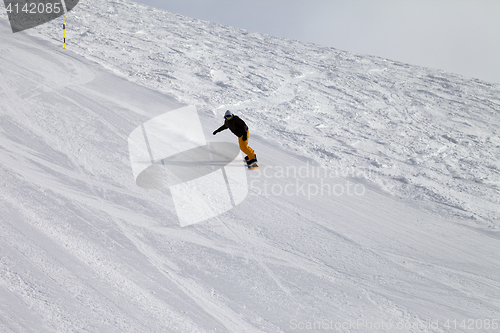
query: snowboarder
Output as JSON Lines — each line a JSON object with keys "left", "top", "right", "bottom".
{"left": 213, "top": 110, "right": 258, "bottom": 168}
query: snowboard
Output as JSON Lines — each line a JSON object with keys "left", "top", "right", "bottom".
{"left": 247, "top": 162, "right": 259, "bottom": 170}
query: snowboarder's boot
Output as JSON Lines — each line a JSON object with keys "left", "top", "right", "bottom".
{"left": 246, "top": 155, "right": 257, "bottom": 164}
{"left": 247, "top": 155, "right": 258, "bottom": 168}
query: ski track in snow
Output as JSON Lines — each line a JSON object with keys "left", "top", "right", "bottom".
{"left": 0, "top": 1, "right": 499, "bottom": 332}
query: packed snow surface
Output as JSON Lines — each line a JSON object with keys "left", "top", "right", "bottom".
{"left": 0, "top": 0, "right": 499, "bottom": 332}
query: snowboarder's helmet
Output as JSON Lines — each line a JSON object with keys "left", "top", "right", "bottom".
{"left": 224, "top": 110, "right": 233, "bottom": 120}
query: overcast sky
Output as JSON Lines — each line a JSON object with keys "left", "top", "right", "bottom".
{"left": 135, "top": 0, "right": 499, "bottom": 84}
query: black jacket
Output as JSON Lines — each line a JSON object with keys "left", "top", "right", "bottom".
{"left": 214, "top": 115, "right": 248, "bottom": 137}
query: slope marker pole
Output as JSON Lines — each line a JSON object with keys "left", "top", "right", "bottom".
{"left": 63, "top": 15, "right": 66, "bottom": 49}
{"left": 62, "top": 1, "right": 69, "bottom": 49}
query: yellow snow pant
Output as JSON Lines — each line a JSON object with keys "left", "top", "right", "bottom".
{"left": 239, "top": 131, "right": 256, "bottom": 160}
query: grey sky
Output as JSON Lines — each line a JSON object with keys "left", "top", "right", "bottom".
{"left": 135, "top": 0, "right": 500, "bottom": 84}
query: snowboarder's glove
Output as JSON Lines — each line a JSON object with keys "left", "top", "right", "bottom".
{"left": 242, "top": 133, "right": 247, "bottom": 141}
{"left": 213, "top": 130, "right": 218, "bottom": 135}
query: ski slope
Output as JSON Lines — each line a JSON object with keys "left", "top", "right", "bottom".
{"left": 1, "top": 1, "right": 499, "bottom": 332}
{"left": 27, "top": 0, "right": 500, "bottom": 227}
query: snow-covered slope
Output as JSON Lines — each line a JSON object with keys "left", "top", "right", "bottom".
{"left": 1, "top": 0, "right": 499, "bottom": 332}
{"left": 24, "top": 0, "right": 500, "bottom": 227}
